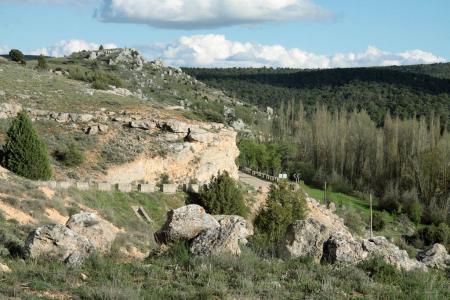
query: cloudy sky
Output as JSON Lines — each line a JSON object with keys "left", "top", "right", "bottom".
{"left": 0, "top": 0, "right": 449, "bottom": 68}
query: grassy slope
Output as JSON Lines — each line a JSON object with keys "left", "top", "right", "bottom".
{"left": 1, "top": 247, "right": 449, "bottom": 299}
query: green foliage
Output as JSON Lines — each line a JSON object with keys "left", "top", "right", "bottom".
{"left": 2, "top": 111, "right": 52, "bottom": 180}
{"left": 405, "top": 201, "right": 422, "bottom": 224}
{"left": 8, "top": 49, "right": 24, "bottom": 62}
{"left": 237, "top": 139, "right": 282, "bottom": 175}
{"left": 253, "top": 181, "right": 307, "bottom": 251}
{"left": 99, "top": 45, "right": 104, "bottom": 51}
{"left": 339, "top": 205, "right": 367, "bottom": 235}
{"left": 184, "top": 66, "right": 450, "bottom": 127}
{"left": 358, "top": 257, "right": 399, "bottom": 283}
{"left": 54, "top": 143, "right": 84, "bottom": 167}
{"left": 198, "top": 172, "right": 247, "bottom": 216}
{"left": 37, "top": 55, "right": 48, "bottom": 70}
{"left": 372, "top": 211, "right": 386, "bottom": 231}
{"left": 418, "top": 223, "right": 450, "bottom": 246}
{"left": 68, "top": 67, "right": 123, "bottom": 89}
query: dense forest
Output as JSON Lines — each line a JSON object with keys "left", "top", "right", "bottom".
{"left": 184, "top": 63, "right": 450, "bottom": 126}
{"left": 238, "top": 103, "right": 450, "bottom": 227}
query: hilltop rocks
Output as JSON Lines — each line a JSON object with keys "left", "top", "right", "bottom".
{"left": 66, "top": 212, "right": 117, "bottom": 253}
{"left": 24, "top": 224, "right": 94, "bottom": 266}
{"left": 24, "top": 212, "right": 117, "bottom": 265}
{"left": 278, "top": 218, "right": 330, "bottom": 261}
{"left": 155, "top": 205, "right": 252, "bottom": 256}
{"left": 190, "top": 215, "right": 253, "bottom": 256}
{"left": 155, "top": 205, "right": 220, "bottom": 244}
{"left": 417, "top": 243, "right": 450, "bottom": 270}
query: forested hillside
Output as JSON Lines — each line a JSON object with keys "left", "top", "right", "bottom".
{"left": 184, "top": 63, "right": 450, "bottom": 126}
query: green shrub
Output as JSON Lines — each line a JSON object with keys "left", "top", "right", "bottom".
{"left": 8, "top": 49, "right": 24, "bottom": 62}
{"left": 2, "top": 111, "right": 52, "bottom": 180}
{"left": 405, "top": 201, "right": 422, "bottom": 224}
{"left": 418, "top": 223, "right": 450, "bottom": 246}
{"left": 339, "top": 205, "right": 366, "bottom": 235}
{"left": 37, "top": 55, "right": 48, "bottom": 70}
{"left": 54, "top": 143, "right": 84, "bottom": 167}
{"left": 379, "top": 184, "right": 401, "bottom": 214}
{"left": 253, "top": 181, "right": 307, "bottom": 252}
{"left": 358, "top": 257, "right": 399, "bottom": 284}
{"left": 372, "top": 211, "right": 386, "bottom": 231}
{"left": 198, "top": 172, "right": 247, "bottom": 217}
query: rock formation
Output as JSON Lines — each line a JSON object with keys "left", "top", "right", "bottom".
{"left": 155, "top": 205, "right": 252, "bottom": 256}
{"left": 155, "top": 205, "right": 220, "bottom": 244}
{"left": 66, "top": 212, "right": 118, "bottom": 254}
{"left": 24, "top": 212, "right": 117, "bottom": 265}
{"left": 190, "top": 215, "right": 253, "bottom": 256}
{"left": 278, "top": 218, "right": 330, "bottom": 261}
{"left": 417, "top": 243, "right": 450, "bottom": 270}
{"left": 279, "top": 197, "right": 429, "bottom": 272}
{"left": 24, "top": 224, "right": 94, "bottom": 266}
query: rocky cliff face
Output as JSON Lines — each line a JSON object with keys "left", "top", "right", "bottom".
{"left": 102, "top": 118, "right": 240, "bottom": 184}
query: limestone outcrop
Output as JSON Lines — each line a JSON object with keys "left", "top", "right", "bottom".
{"left": 279, "top": 196, "right": 429, "bottom": 272}
{"left": 155, "top": 205, "right": 252, "bottom": 256}
{"left": 278, "top": 218, "right": 330, "bottom": 261}
{"left": 155, "top": 205, "right": 220, "bottom": 244}
{"left": 66, "top": 212, "right": 118, "bottom": 253}
{"left": 190, "top": 215, "right": 253, "bottom": 256}
{"left": 417, "top": 243, "right": 450, "bottom": 270}
{"left": 362, "top": 237, "right": 427, "bottom": 272}
{"left": 24, "top": 212, "right": 117, "bottom": 265}
{"left": 24, "top": 224, "right": 94, "bottom": 266}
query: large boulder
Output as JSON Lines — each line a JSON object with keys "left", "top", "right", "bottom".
{"left": 24, "top": 224, "right": 93, "bottom": 266}
{"left": 154, "top": 205, "right": 220, "bottom": 244}
{"left": 278, "top": 218, "right": 330, "bottom": 261}
{"left": 322, "top": 232, "right": 367, "bottom": 264}
{"left": 417, "top": 243, "right": 450, "bottom": 270}
{"left": 362, "top": 237, "right": 427, "bottom": 272}
{"left": 190, "top": 215, "right": 252, "bottom": 256}
{"left": 66, "top": 212, "right": 117, "bottom": 253}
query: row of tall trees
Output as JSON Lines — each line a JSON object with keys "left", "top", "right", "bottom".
{"left": 241, "top": 102, "right": 449, "bottom": 225}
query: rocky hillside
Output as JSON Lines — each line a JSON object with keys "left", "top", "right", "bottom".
{"left": 0, "top": 49, "right": 246, "bottom": 185}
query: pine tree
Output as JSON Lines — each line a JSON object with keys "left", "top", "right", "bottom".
{"left": 2, "top": 111, "right": 52, "bottom": 180}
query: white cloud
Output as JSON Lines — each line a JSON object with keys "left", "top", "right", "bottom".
{"left": 96, "top": 0, "right": 331, "bottom": 29}
{"left": 142, "top": 35, "right": 447, "bottom": 68}
{"left": 0, "top": 45, "right": 9, "bottom": 55}
{"left": 30, "top": 39, "right": 117, "bottom": 57}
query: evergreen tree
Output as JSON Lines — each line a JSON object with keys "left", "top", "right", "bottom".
{"left": 2, "top": 111, "right": 52, "bottom": 180}
{"left": 37, "top": 55, "right": 48, "bottom": 70}
{"left": 198, "top": 171, "right": 247, "bottom": 216}
{"left": 99, "top": 45, "right": 104, "bottom": 51}
{"left": 8, "top": 49, "right": 24, "bottom": 62}
{"left": 253, "top": 181, "right": 307, "bottom": 250}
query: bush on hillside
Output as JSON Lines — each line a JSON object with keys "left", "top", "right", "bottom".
{"left": 2, "top": 111, "right": 52, "bottom": 180}
{"left": 54, "top": 143, "right": 84, "bottom": 167}
{"left": 418, "top": 223, "right": 450, "bottom": 246}
{"left": 379, "top": 183, "right": 401, "bottom": 214}
{"left": 37, "top": 55, "right": 48, "bottom": 70}
{"left": 198, "top": 172, "right": 247, "bottom": 217}
{"left": 8, "top": 49, "right": 24, "bottom": 62}
{"left": 253, "top": 181, "right": 307, "bottom": 252}
{"left": 405, "top": 200, "right": 422, "bottom": 225}
{"left": 372, "top": 211, "right": 386, "bottom": 231}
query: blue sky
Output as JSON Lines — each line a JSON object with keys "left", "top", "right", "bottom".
{"left": 0, "top": 0, "right": 449, "bottom": 68}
